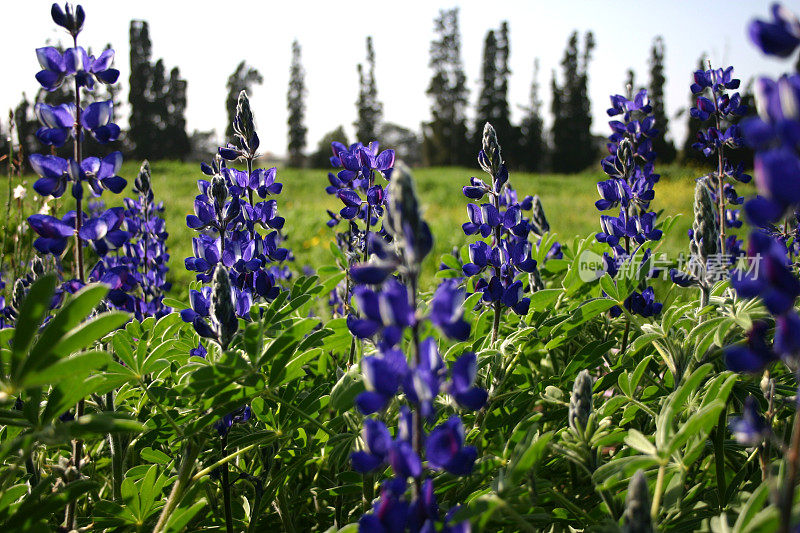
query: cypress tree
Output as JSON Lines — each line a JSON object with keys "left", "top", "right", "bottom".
{"left": 164, "top": 66, "right": 190, "bottom": 160}
{"left": 474, "top": 22, "right": 515, "bottom": 163}
{"left": 423, "top": 7, "right": 470, "bottom": 166}
{"left": 287, "top": 40, "right": 307, "bottom": 167}
{"left": 551, "top": 31, "right": 596, "bottom": 173}
{"left": 128, "top": 21, "right": 187, "bottom": 160}
{"left": 354, "top": 36, "right": 382, "bottom": 143}
{"left": 494, "top": 21, "right": 516, "bottom": 161}
{"left": 648, "top": 36, "right": 676, "bottom": 163}
{"left": 225, "top": 61, "right": 263, "bottom": 143}
{"left": 520, "top": 59, "right": 546, "bottom": 172}
{"left": 474, "top": 29, "right": 499, "bottom": 148}
{"left": 128, "top": 20, "right": 155, "bottom": 159}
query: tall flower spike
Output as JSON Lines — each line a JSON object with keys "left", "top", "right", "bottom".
{"left": 568, "top": 370, "right": 593, "bottom": 433}
{"left": 233, "top": 90, "right": 258, "bottom": 157}
{"left": 622, "top": 470, "right": 654, "bottom": 533}
{"left": 210, "top": 266, "right": 238, "bottom": 349}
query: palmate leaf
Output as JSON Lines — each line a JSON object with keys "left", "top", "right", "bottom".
{"left": 1, "top": 478, "right": 98, "bottom": 530}
{"left": 8, "top": 275, "right": 57, "bottom": 379}
{"left": 5, "top": 276, "right": 129, "bottom": 395}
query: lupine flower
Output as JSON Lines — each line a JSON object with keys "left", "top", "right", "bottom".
{"left": 729, "top": 396, "right": 770, "bottom": 446}
{"left": 460, "top": 123, "right": 543, "bottom": 327}
{"left": 213, "top": 405, "right": 252, "bottom": 437}
{"left": 28, "top": 213, "right": 75, "bottom": 255}
{"left": 749, "top": 4, "right": 800, "bottom": 58}
{"left": 185, "top": 96, "right": 291, "bottom": 328}
{"left": 689, "top": 64, "right": 749, "bottom": 262}
{"left": 425, "top": 416, "right": 478, "bottom": 475}
{"left": 595, "top": 89, "right": 663, "bottom": 318}
{"left": 348, "top": 167, "right": 485, "bottom": 530}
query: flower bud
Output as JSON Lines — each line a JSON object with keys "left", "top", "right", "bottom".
{"left": 30, "top": 256, "right": 46, "bottom": 279}
{"left": 11, "top": 279, "right": 26, "bottom": 312}
{"left": 690, "top": 178, "right": 719, "bottom": 268}
{"left": 481, "top": 123, "right": 502, "bottom": 174}
{"left": 568, "top": 370, "right": 593, "bottom": 433}
{"left": 385, "top": 162, "right": 433, "bottom": 268}
{"left": 622, "top": 470, "right": 654, "bottom": 533}
{"left": 135, "top": 160, "right": 152, "bottom": 197}
{"left": 530, "top": 195, "right": 550, "bottom": 235}
{"left": 234, "top": 90, "right": 257, "bottom": 155}
{"left": 210, "top": 175, "right": 228, "bottom": 208}
{"left": 210, "top": 266, "right": 238, "bottom": 349}
{"left": 52, "top": 3, "right": 85, "bottom": 37}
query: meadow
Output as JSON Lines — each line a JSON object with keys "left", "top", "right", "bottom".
{"left": 4, "top": 161, "right": 718, "bottom": 300}
{"left": 4, "top": 2, "right": 800, "bottom": 532}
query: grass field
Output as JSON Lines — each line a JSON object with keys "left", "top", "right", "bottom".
{"left": 4, "top": 160, "right": 748, "bottom": 300}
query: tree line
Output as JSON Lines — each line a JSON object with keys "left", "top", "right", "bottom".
{"left": 2, "top": 11, "right": 752, "bottom": 172}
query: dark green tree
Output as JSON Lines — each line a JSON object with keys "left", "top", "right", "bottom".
{"left": 474, "top": 30, "right": 498, "bottom": 145}
{"left": 128, "top": 20, "right": 156, "bottom": 159}
{"left": 287, "top": 40, "right": 307, "bottom": 167}
{"left": 309, "top": 126, "right": 349, "bottom": 169}
{"left": 225, "top": 61, "right": 263, "bottom": 142}
{"left": 648, "top": 36, "right": 676, "bottom": 163}
{"left": 355, "top": 36, "right": 382, "bottom": 143}
{"left": 164, "top": 66, "right": 190, "bottom": 160}
{"left": 423, "top": 7, "right": 470, "bottom": 166}
{"left": 519, "top": 59, "right": 546, "bottom": 172}
{"left": 550, "top": 31, "right": 596, "bottom": 173}
{"left": 474, "top": 22, "right": 517, "bottom": 164}
{"left": 128, "top": 21, "right": 187, "bottom": 160}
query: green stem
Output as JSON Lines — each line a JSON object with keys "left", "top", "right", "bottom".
{"left": 780, "top": 386, "right": 800, "bottom": 533}
{"left": 106, "top": 390, "right": 123, "bottom": 501}
{"left": 221, "top": 435, "right": 233, "bottom": 533}
{"left": 192, "top": 444, "right": 256, "bottom": 482}
{"left": 153, "top": 439, "right": 201, "bottom": 533}
{"left": 651, "top": 463, "right": 666, "bottom": 523}
{"left": 143, "top": 383, "right": 183, "bottom": 437}
{"left": 262, "top": 390, "right": 334, "bottom": 437}
{"left": 714, "top": 407, "right": 727, "bottom": 510}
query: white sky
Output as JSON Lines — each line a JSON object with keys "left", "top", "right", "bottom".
{"left": 3, "top": 0, "right": 797, "bottom": 158}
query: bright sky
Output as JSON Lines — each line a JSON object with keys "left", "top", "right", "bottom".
{"left": 3, "top": 0, "right": 797, "bottom": 158}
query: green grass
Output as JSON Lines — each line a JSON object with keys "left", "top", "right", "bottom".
{"left": 3, "top": 160, "right": 748, "bottom": 301}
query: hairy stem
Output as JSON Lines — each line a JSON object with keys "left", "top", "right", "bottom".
{"left": 780, "top": 383, "right": 800, "bottom": 533}
{"left": 106, "top": 390, "right": 123, "bottom": 501}
{"left": 221, "top": 435, "right": 234, "bottom": 533}
{"left": 66, "top": 35, "right": 87, "bottom": 530}
{"left": 651, "top": 463, "right": 666, "bottom": 523}
{"left": 153, "top": 439, "right": 201, "bottom": 533}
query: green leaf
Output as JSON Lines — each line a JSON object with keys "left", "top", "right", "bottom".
{"left": 656, "top": 364, "right": 712, "bottom": 449}
{"left": 667, "top": 400, "right": 725, "bottom": 455}
{"left": 19, "top": 350, "right": 111, "bottom": 388}
{"left": 599, "top": 274, "right": 619, "bottom": 301}
{"left": 10, "top": 275, "right": 57, "bottom": 379}
{"left": 529, "top": 289, "right": 561, "bottom": 312}
{"left": 510, "top": 431, "right": 553, "bottom": 483}
{"left": 625, "top": 429, "right": 657, "bottom": 456}
{"left": 22, "top": 311, "right": 129, "bottom": 383}
{"left": 140, "top": 447, "right": 172, "bottom": 464}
